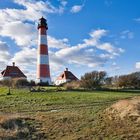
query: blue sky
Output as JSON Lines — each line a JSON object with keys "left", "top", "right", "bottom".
{"left": 0, "top": 0, "right": 140, "bottom": 80}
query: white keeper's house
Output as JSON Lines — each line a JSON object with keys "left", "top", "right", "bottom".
{"left": 55, "top": 68, "right": 78, "bottom": 85}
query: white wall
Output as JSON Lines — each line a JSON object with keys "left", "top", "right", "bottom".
{"left": 55, "top": 79, "right": 71, "bottom": 85}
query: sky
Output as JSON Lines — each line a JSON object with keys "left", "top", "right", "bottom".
{"left": 0, "top": 0, "right": 140, "bottom": 81}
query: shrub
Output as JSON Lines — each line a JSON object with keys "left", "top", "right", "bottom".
{"left": 0, "top": 79, "right": 12, "bottom": 87}
{"left": 0, "top": 78, "right": 29, "bottom": 88}
{"left": 115, "top": 72, "right": 140, "bottom": 89}
{"left": 80, "top": 71, "right": 107, "bottom": 90}
{"left": 64, "top": 81, "right": 81, "bottom": 90}
{"left": 37, "top": 81, "right": 49, "bottom": 86}
{"left": 29, "top": 80, "right": 36, "bottom": 86}
{"left": 11, "top": 78, "right": 29, "bottom": 88}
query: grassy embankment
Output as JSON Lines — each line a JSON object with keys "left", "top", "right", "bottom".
{"left": 0, "top": 87, "right": 140, "bottom": 139}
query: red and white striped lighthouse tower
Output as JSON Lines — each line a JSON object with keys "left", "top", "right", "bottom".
{"left": 37, "top": 17, "right": 51, "bottom": 84}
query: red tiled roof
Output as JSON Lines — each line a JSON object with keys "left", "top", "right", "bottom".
{"left": 1, "top": 66, "right": 26, "bottom": 78}
{"left": 56, "top": 70, "right": 78, "bottom": 81}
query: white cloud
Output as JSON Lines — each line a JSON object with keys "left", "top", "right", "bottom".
{"left": 11, "top": 47, "right": 37, "bottom": 80}
{"left": 97, "top": 43, "right": 124, "bottom": 55}
{"left": 0, "top": 2, "right": 42, "bottom": 24}
{"left": 98, "top": 43, "right": 115, "bottom": 53}
{"left": 0, "top": 0, "right": 68, "bottom": 48}
{"left": 48, "top": 29, "right": 124, "bottom": 76}
{"left": 48, "top": 36, "right": 69, "bottom": 49}
{"left": 84, "top": 29, "right": 124, "bottom": 55}
{"left": 83, "top": 29, "right": 107, "bottom": 46}
{"left": 134, "top": 18, "right": 140, "bottom": 23}
{"left": 120, "top": 30, "right": 134, "bottom": 39}
{"left": 0, "top": 21, "right": 37, "bottom": 47}
{"left": 0, "top": 41, "right": 11, "bottom": 61}
{"left": 11, "top": 47, "right": 37, "bottom": 67}
{"left": 60, "top": 0, "right": 68, "bottom": 6}
{"left": 89, "top": 29, "right": 107, "bottom": 38}
{"left": 70, "top": 5, "right": 83, "bottom": 13}
{"left": 14, "top": 0, "right": 66, "bottom": 17}
{"left": 136, "top": 62, "right": 140, "bottom": 69}
{"left": 0, "top": 41, "right": 11, "bottom": 70}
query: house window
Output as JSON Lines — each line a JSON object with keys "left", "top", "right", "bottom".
{"left": 10, "top": 72, "right": 18, "bottom": 75}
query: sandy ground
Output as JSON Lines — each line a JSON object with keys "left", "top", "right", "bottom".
{"left": 106, "top": 96, "right": 140, "bottom": 122}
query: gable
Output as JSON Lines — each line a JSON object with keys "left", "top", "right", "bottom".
{"left": 56, "top": 70, "right": 78, "bottom": 81}
{"left": 1, "top": 66, "right": 26, "bottom": 78}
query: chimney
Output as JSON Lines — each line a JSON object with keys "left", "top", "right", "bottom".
{"left": 66, "top": 68, "right": 68, "bottom": 71}
{"left": 13, "top": 62, "right": 15, "bottom": 67}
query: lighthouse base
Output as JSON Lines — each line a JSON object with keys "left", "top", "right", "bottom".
{"left": 36, "top": 77, "right": 51, "bottom": 85}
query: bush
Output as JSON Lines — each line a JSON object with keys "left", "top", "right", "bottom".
{"left": 29, "top": 80, "right": 36, "bottom": 86}
{"left": 37, "top": 81, "right": 49, "bottom": 86}
{"left": 80, "top": 71, "right": 107, "bottom": 90}
{"left": 0, "top": 78, "right": 29, "bottom": 88}
{"left": 0, "top": 79, "right": 12, "bottom": 87}
{"left": 64, "top": 81, "right": 81, "bottom": 90}
{"left": 115, "top": 72, "right": 140, "bottom": 89}
{"left": 11, "top": 78, "right": 29, "bottom": 88}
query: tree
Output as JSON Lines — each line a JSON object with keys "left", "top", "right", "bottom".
{"left": 104, "top": 77, "right": 113, "bottom": 87}
{"left": 117, "top": 75, "right": 129, "bottom": 88}
{"left": 80, "top": 71, "right": 107, "bottom": 89}
{"left": 113, "top": 72, "right": 140, "bottom": 89}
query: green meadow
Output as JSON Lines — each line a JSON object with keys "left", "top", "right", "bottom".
{"left": 0, "top": 87, "right": 140, "bottom": 139}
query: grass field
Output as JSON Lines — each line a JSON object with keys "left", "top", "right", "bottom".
{"left": 0, "top": 87, "right": 140, "bottom": 139}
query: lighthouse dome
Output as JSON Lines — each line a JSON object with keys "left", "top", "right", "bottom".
{"left": 38, "top": 16, "right": 48, "bottom": 29}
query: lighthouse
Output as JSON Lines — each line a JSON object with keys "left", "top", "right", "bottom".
{"left": 37, "top": 17, "right": 51, "bottom": 84}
